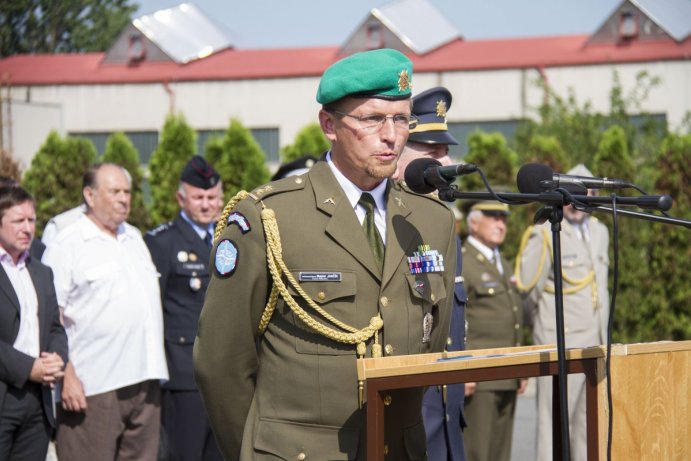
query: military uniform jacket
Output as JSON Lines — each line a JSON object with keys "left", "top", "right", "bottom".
{"left": 194, "top": 160, "right": 457, "bottom": 461}
{"left": 518, "top": 218, "right": 609, "bottom": 348}
{"left": 145, "top": 213, "right": 211, "bottom": 390}
{"left": 462, "top": 242, "right": 522, "bottom": 391}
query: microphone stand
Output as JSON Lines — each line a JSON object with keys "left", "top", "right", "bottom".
{"left": 437, "top": 186, "right": 687, "bottom": 461}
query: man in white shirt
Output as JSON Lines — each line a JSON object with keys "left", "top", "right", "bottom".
{"left": 0, "top": 185, "right": 67, "bottom": 461}
{"left": 42, "top": 163, "right": 168, "bottom": 460}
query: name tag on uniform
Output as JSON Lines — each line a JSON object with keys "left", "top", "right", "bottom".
{"left": 298, "top": 272, "right": 342, "bottom": 282}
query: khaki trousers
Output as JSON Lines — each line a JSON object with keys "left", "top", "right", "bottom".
{"left": 56, "top": 380, "right": 161, "bottom": 461}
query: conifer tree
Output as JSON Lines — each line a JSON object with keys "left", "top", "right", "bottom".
{"left": 101, "top": 131, "right": 152, "bottom": 231}
{"left": 23, "top": 132, "right": 96, "bottom": 236}
{"left": 148, "top": 114, "right": 197, "bottom": 225}
{"left": 206, "top": 118, "right": 270, "bottom": 199}
{"left": 279, "top": 124, "right": 329, "bottom": 163}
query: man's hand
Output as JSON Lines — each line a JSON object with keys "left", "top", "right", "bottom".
{"left": 465, "top": 382, "right": 477, "bottom": 397}
{"left": 517, "top": 378, "right": 529, "bottom": 395}
{"left": 29, "top": 352, "right": 65, "bottom": 384}
{"left": 61, "top": 361, "right": 87, "bottom": 412}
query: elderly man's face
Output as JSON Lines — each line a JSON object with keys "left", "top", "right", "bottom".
{"left": 0, "top": 200, "right": 35, "bottom": 262}
{"left": 469, "top": 211, "right": 507, "bottom": 249}
{"left": 84, "top": 165, "right": 131, "bottom": 235}
{"left": 320, "top": 97, "right": 411, "bottom": 191}
{"left": 392, "top": 141, "right": 451, "bottom": 181}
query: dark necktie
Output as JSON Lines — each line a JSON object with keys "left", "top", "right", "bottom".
{"left": 204, "top": 231, "right": 213, "bottom": 248}
{"left": 358, "top": 193, "right": 384, "bottom": 272}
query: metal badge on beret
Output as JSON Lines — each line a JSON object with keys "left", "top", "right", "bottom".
{"left": 214, "top": 239, "right": 239, "bottom": 278}
{"left": 398, "top": 69, "right": 411, "bottom": 92}
{"left": 435, "top": 99, "right": 447, "bottom": 118}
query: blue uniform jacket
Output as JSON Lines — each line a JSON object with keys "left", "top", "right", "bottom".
{"left": 422, "top": 237, "right": 467, "bottom": 461}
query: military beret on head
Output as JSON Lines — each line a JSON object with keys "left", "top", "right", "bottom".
{"left": 408, "top": 86, "right": 459, "bottom": 145}
{"left": 316, "top": 48, "right": 413, "bottom": 105}
{"left": 271, "top": 155, "right": 319, "bottom": 181}
{"left": 180, "top": 155, "right": 220, "bottom": 189}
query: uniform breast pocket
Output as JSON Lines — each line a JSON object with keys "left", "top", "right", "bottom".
{"left": 85, "top": 262, "right": 123, "bottom": 298}
{"left": 405, "top": 272, "right": 447, "bottom": 308}
{"left": 285, "top": 271, "right": 358, "bottom": 355}
{"left": 473, "top": 281, "right": 507, "bottom": 298}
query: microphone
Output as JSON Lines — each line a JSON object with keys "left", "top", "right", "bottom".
{"left": 516, "top": 163, "right": 631, "bottom": 194}
{"left": 404, "top": 158, "right": 478, "bottom": 194}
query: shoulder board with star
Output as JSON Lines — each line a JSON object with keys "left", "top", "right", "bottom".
{"left": 248, "top": 175, "right": 307, "bottom": 202}
{"left": 146, "top": 221, "right": 174, "bottom": 237}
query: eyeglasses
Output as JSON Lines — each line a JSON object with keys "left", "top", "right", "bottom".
{"left": 330, "top": 110, "right": 418, "bottom": 133}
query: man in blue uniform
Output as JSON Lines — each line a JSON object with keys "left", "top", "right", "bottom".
{"left": 394, "top": 86, "right": 468, "bottom": 461}
{"left": 145, "top": 156, "right": 224, "bottom": 461}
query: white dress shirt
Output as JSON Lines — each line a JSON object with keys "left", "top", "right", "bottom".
{"left": 326, "top": 152, "right": 388, "bottom": 243}
{"left": 42, "top": 214, "right": 168, "bottom": 396}
{"left": 1, "top": 248, "right": 39, "bottom": 357}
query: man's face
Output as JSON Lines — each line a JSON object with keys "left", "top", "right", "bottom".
{"left": 84, "top": 165, "right": 131, "bottom": 234}
{"left": 469, "top": 211, "right": 507, "bottom": 249}
{"left": 392, "top": 140, "right": 451, "bottom": 181}
{"left": 563, "top": 190, "right": 596, "bottom": 224}
{"left": 177, "top": 182, "right": 223, "bottom": 226}
{"left": 0, "top": 200, "right": 35, "bottom": 261}
{"left": 320, "top": 97, "right": 411, "bottom": 191}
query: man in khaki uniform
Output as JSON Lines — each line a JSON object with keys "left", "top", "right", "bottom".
{"left": 516, "top": 164, "right": 609, "bottom": 461}
{"left": 461, "top": 200, "right": 525, "bottom": 461}
{"left": 194, "top": 49, "right": 457, "bottom": 461}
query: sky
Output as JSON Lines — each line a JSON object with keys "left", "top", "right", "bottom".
{"left": 133, "top": 0, "right": 623, "bottom": 49}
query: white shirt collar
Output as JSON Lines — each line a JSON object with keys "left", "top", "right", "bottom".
{"left": 326, "top": 151, "right": 388, "bottom": 211}
{"left": 467, "top": 235, "right": 495, "bottom": 261}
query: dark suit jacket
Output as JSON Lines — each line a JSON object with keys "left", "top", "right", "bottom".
{"left": 145, "top": 213, "right": 211, "bottom": 390}
{"left": 0, "top": 254, "right": 68, "bottom": 428}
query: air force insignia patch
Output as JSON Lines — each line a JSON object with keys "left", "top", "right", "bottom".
{"left": 214, "top": 239, "right": 239, "bottom": 277}
{"left": 227, "top": 212, "right": 250, "bottom": 234}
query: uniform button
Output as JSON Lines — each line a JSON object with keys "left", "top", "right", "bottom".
{"left": 383, "top": 444, "right": 389, "bottom": 455}
{"left": 513, "top": 305, "right": 518, "bottom": 312}
{"left": 514, "top": 323, "right": 520, "bottom": 330}
{"left": 317, "top": 291, "right": 326, "bottom": 301}
{"left": 446, "top": 337, "right": 453, "bottom": 346}
{"left": 380, "top": 296, "right": 389, "bottom": 307}
{"left": 384, "top": 344, "right": 394, "bottom": 355}
{"left": 295, "top": 177, "right": 303, "bottom": 184}
{"left": 179, "top": 337, "right": 186, "bottom": 343}
{"left": 565, "top": 327, "right": 570, "bottom": 333}
{"left": 488, "top": 288, "right": 495, "bottom": 295}
{"left": 430, "top": 293, "right": 436, "bottom": 302}
{"left": 383, "top": 394, "right": 392, "bottom": 406}
{"left": 297, "top": 452, "right": 306, "bottom": 460}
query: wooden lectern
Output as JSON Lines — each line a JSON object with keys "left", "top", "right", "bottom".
{"left": 357, "top": 340, "right": 690, "bottom": 460}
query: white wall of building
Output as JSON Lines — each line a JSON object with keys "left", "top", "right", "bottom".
{"left": 4, "top": 60, "right": 689, "bottom": 165}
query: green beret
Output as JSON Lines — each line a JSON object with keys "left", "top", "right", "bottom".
{"left": 316, "top": 49, "right": 413, "bottom": 105}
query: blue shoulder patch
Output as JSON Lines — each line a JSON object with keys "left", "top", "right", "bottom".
{"left": 214, "top": 239, "right": 239, "bottom": 278}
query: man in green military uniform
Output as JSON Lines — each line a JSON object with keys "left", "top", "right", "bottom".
{"left": 460, "top": 200, "right": 525, "bottom": 461}
{"left": 194, "top": 49, "right": 457, "bottom": 461}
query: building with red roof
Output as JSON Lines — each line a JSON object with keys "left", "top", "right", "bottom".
{"left": 1, "top": 0, "right": 690, "bottom": 168}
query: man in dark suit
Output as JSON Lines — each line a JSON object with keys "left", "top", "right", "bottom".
{"left": 0, "top": 185, "right": 68, "bottom": 461}
{"left": 394, "top": 86, "right": 468, "bottom": 461}
{"left": 145, "top": 156, "right": 224, "bottom": 461}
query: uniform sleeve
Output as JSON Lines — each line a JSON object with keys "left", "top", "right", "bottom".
{"left": 193, "top": 199, "right": 270, "bottom": 461}
{"left": 518, "top": 226, "right": 552, "bottom": 311}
